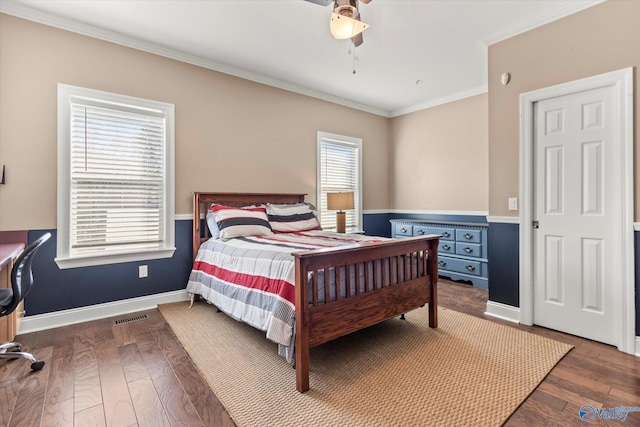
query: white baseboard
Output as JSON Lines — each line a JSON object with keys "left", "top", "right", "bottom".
{"left": 635, "top": 336, "right": 640, "bottom": 357}
{"left": 484, "top": 300, "right": 520, "bottom": 323}
{"left": 19, "top": 290, "right": 190, "bottom": 334}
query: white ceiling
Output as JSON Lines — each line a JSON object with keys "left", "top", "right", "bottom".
{"left": 1, "top": 0, "right": 603, "bottom": 117}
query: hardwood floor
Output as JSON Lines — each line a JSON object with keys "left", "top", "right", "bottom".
{"left": 0, "top": 279, "right": 638, "bottom": 426}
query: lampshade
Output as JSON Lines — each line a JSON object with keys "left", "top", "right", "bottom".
{"left": 329, "top": 12, "right": 369, "bottom": 40}
{"left": 327, "top": 192, "right": 354, "bottom": 211}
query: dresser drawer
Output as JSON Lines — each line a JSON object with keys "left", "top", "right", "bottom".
{"left": 455, "top": 229, "right": 481, "bottom": 243}
{"left": 389, "top": 219, "right": 488, "bottom": 288}
{"left": 439, "top": 241, "right": 455, "bottom": 255}
{"left": 394, "top": 224, "right": 413, "bottom": 237}
{"left": 437, "top": 257, "right": 482, "bottom": 276}
{"left": 414, "top": 226, "right": 455, "bottom": 240}
{"left": 455, "top": 242, "right": 482, "bottom": 258}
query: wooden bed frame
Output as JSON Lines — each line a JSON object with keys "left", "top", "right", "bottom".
{"left": 192, "top": 192, "right": 440, "bottom": 392}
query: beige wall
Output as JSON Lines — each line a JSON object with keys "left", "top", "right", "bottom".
{"left": 0, "top": 14, "right": 390, "bottom": 230}
{"left": 389, "top": 93, "right": 489, "bottom": 212}
{"left": 488, "top": 0, "right": 640, "bottom": 218}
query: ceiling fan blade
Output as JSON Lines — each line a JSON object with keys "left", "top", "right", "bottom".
{"left": 352, "top": 33, "right": 364, "bottom": 47}
{"left": 303, "top": 0, "right": 334, "bottom": 6}
{"left": 352, "top": 31, "right": 363, "bottom": 47}
{"left": 351, "top": 13, "right": 364, "bottom": 47}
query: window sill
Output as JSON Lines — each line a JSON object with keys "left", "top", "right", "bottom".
{"left": 55, "top": 247, "right": 176, "bottom": 269}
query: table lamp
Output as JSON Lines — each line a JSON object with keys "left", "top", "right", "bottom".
{"left": 327, "top": 192, "right": 354, "bottom": 233}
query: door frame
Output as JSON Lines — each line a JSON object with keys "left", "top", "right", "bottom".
{"left": 519, "top": 67, "right": 635, "bottom": 354}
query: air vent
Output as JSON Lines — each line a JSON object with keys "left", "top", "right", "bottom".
{"left": 114, "top": 313, "right": 149, "bottom": 325}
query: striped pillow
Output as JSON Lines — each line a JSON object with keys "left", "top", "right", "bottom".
{"left": 266, "top": 203, "right": 322, "bottom": 233}
{"left": 211, "top": 204, "right": 273, "bottom": 240}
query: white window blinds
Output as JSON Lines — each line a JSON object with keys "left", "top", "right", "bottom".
{"left": 317, "top": 132, "right": 362, "bottom": 231}
{"left": 57, "top": 84, "right": 175, "bottom": 268}
{"left": 70, "top": 103, "right": 165, "bottom": 255}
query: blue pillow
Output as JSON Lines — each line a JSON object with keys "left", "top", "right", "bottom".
{"left": 206, "top": 212, "right": 220, "bottom": 239}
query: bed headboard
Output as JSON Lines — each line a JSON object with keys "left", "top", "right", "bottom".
{"left": 192, "top": 192, "right": 307, "bottom": 260}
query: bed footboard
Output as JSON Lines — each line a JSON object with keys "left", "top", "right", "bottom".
{"left": 293, "top": 235, "right": 439, "bottom": 392}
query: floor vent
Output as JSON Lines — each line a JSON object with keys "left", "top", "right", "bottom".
{"left": 114, "top": 313, "right": 149, "bottom": 325}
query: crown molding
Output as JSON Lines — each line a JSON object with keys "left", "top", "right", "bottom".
{"left": 1, "top": 1, "right": 606, "bottom": 118}
{"left": 482, "top": 0, "right": 606, "bottom": 46}
{"left": 0, "top": 3, "right": 390, "bottom": 117}
{"left": 389, "top": 85, "right": 488, "bottom": 118}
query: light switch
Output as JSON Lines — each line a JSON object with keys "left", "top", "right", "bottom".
{"left": 508, "top": 197, "right": 518, "bottom": 211}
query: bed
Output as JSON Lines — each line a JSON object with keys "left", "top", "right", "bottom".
{"left": 187, "top": 192, "right": 440, "bottom": 392}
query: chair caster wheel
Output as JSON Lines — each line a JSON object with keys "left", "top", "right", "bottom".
{"left": 31, "top": 360, "right": 45, "bottom": 371}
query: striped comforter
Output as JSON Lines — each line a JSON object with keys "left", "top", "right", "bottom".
{"left": 186, "top": 231, "right": 384, "bottom": 362}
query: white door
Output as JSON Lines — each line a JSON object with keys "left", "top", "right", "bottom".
{"left": 532, "top": 85, "right": 619, "bottom": 345}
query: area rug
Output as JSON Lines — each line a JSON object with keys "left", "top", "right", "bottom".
{"left": 159, "top": 302, "right": 572, "bottom": 427}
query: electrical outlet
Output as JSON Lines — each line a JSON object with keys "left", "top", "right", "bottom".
{"left": 508, "top": 197, "right": 518, "bottom": 211}
{"left": 139, "top": 265, "right": 148, "bottom": 278}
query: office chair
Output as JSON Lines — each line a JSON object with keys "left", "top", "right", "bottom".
{"left": 0, "top": 232, "right": 51, "bottom": 371}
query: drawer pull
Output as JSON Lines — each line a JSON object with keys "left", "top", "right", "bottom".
{"left": 442, "top": 244, "right": 451, "bottom": 251}
{"left": 438, "top": 260, "right": 447, "bottom": 267}
{"left": 417, "top": 230, "right": 425, "bottom": 235}
{"left": 401, "top": 228, "right": 407, "bottom": 233}
{"left": 466, "top": 265, "right": 476, "bottom": 272}
{"left": 463, "top": 247, "right": 473, "bottom": 254}
{"left": 464, "top": 233, "right": 474, "bottom": 240}
{"left": 442, "top": 232, "right": 450, "bottom": 238}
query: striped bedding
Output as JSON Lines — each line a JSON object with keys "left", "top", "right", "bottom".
{"left": 186, "top": 230, "right": 385, "bottom": 362}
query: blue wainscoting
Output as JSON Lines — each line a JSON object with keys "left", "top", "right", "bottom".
{"left": 26, "top": 221, "right": 193, "bottom": 316}
{"left": 362, "top": 213, "right": 392, "bottom": 237}
{"left": 22, "top": 215, "right": 640, "bottom": 334}
{"left": 487, "top": 223, "right": 519, "bottom": 307}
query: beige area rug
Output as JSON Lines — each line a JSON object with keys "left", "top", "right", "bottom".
{"left": 159, "top": 302, "right": 572, "bottom": 427}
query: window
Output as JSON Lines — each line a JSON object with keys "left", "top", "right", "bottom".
{"left": 317, "top": 131, "right": 362, "bottom": 232}
{"left": 56, "top": 84, "right": 175, "bottom": 268}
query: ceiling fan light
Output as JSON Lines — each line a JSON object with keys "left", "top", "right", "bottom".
{"left": 330, "top": 12, "right": 369, "bottom": 40}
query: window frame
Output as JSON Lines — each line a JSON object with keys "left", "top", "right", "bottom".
{"left": 316, "top": 131, "right": 363, "bottom": 233}
{"left": 56, "top": 84, "right": 175, "bottom": 269}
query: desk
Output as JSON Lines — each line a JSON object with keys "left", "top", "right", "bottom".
{"left": 0, "top": 243, "right": 25, "bottom": 342}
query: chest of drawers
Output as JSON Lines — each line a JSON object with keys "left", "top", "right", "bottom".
{"left": 390, "top": 219, "right": 488, "bottom": 288}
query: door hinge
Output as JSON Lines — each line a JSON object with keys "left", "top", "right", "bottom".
{"left": 532, "top": 220, "right": 539, "bottom": 229}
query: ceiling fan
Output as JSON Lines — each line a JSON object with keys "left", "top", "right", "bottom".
{"left": 305, "top": 0, "right": 372, "bottom": 47}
